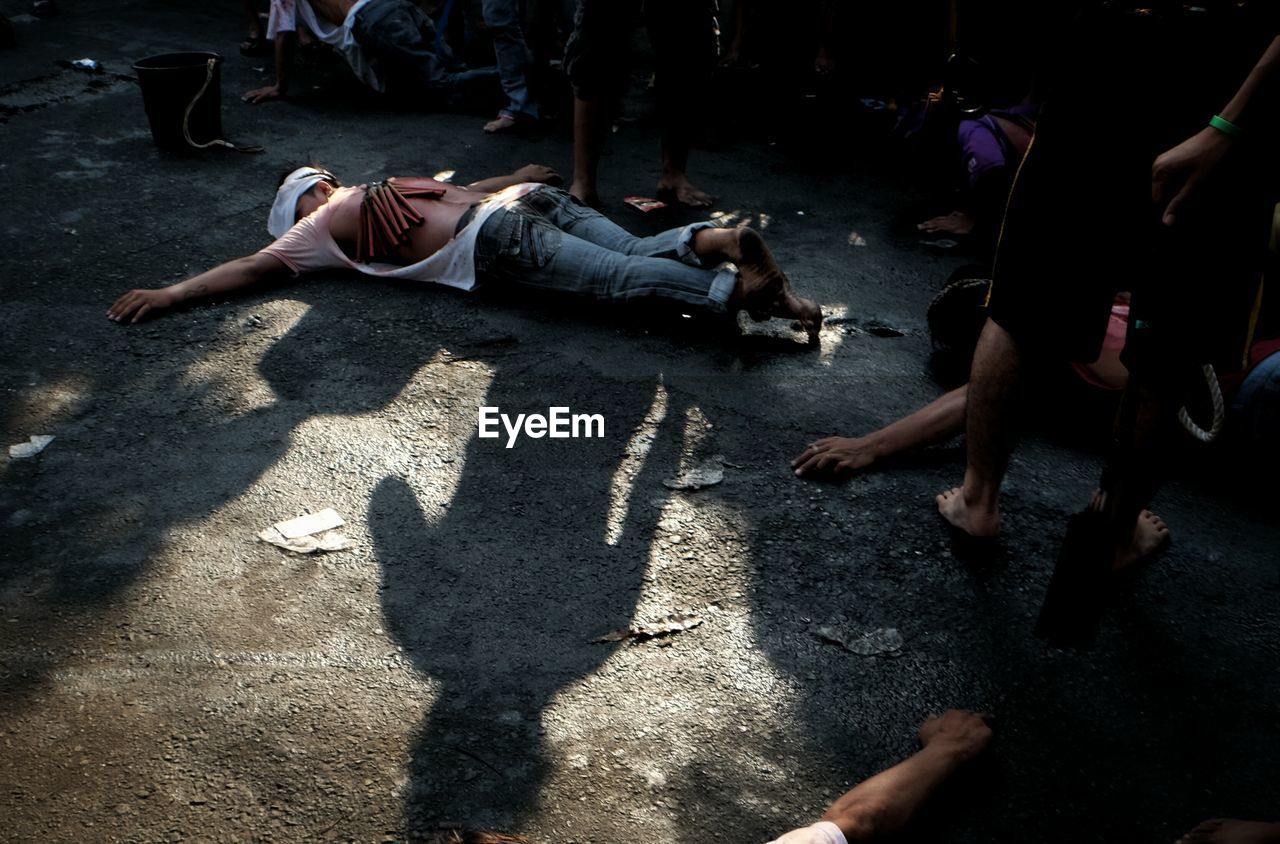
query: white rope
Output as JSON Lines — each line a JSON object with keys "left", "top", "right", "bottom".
{"left": 1178, "top": 364, "right": 1225, "bottom": 443}
{"left": 182, "top": 58, "right": 261, "bottom": 153}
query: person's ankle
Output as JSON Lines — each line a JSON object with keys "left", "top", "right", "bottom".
{"left": 960, "top": 484, "right": 999, "bottom": 516}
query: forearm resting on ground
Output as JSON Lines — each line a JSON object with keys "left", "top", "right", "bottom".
{"left": 466, "top": 165, "right": 561, "bottom": 194}
{"left": 108, "top": 252, "right": 286, "bottom": 323}
{"left": 793, "top": 387, "right": 967, "bottom": 478}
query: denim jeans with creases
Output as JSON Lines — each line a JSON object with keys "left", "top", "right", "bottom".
{"left": 472, "top": 187, "right": 735, "bottom": 311}
{"left": 1232, "top": 350, "right": 1280, "bottom": 468}
{"left": 352, "top": 0, "right": 498, "bottom": 100}
{"left": 481, "top": 0, "right": 537, "bottom": 120}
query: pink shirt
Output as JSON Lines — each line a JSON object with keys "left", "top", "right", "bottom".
{"left": 259, "top": 182, "right": 542, "bottom": 293}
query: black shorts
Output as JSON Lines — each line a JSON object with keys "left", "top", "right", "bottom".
{"left": 988, "top": 5, "right": 1274, "bottom": 374}
{"left": 562, "top": 0, "right": 717, "bottom": 104}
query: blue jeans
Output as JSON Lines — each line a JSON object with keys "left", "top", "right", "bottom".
{"left": 352, "top": 0, "right": 498, "bottom": 102}
{"left": 1232, "top": 350, "right": 1280, "bottom": 467}
{"left": 481, "top": 0, "right": 537, "bottom": 120}
{"left": 472, "top": 187, "right": 735, "bottom": 311}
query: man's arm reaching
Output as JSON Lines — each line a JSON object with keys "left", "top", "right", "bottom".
{"left": 1152, "top": 34, "right": 1280, "bottom": 226}
{"left": 108, "top": 251, "right": 288, "bottom": 323}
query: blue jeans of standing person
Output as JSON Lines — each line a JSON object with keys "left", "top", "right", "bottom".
{"left": 351, "top": 0, "right": 498, "bottom": 104}
{"left": 472, "top": 187, "right": 735, "bottom": 311}
{"left": 481, "top": 0, "right": 537, "bottom": 120}
{"left": 1232, "top": 350, "right": 1280, "bottom": 469}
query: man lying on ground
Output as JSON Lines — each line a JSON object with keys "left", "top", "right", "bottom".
{"left": 107, "top": 163, "right": 822, "bottom": 338}
{"left": 769, "top": 709, "right": 992, "bottom": 843}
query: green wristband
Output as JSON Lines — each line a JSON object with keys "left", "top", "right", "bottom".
{"left": 1209, "top": 114, "right": 1243, "bottom": 138}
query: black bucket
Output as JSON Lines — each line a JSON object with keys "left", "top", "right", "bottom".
{"left": 132, "top": 52, "right": 224, "bottom": 151}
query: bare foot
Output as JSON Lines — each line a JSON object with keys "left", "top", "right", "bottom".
{"left": 1113, "top": 509, "right": 1171, "bottom": 571}
{"left": 719, "top": 45, "right": 744, "bottom": 68}
{"left": 568, "top": 180, "right": 601, "bottom": 209}
{"left": 814, "top": 46, "right": 836, "bottom": 76}
{"left": 936, "top": 487, "right": 1000, "bottom": 538}
{"left": 484, "top": 114, "right": 519, "bottom": 134}
{"left": 917, "top": 710, "right": 993, "bottom": 764}
{"left": 792, "top": 435, "right": 881, "bottom": 478}
{"left": 656, "top": 176, "right": 714, "bottom": 208}
{"left": 917, "top": 210, "right": 976, "bottom": 236}
{"left": 1177, "top": 819, "right": 1280, "bottom": 844}
{"left": 718, "top": 228, "right": 822, "bottom": 341}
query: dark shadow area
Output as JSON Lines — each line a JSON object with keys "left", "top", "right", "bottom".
{"left": 371, "top": 371, "right": 701, "bottom": 830}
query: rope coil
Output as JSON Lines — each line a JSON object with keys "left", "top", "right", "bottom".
{"left": 1178, "top": 364, "right": 1225, "bottom": 443}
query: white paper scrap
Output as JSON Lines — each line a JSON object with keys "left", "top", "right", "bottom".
{"left": 273, "top": 508, "right": 344, "bottom": 539}
{"left": 8, "top": 435, "right": 55, "bottom": 459}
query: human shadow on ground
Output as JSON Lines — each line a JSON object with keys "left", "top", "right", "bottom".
{"left": 369, "top": 365, "right": 710, "bottom": 831}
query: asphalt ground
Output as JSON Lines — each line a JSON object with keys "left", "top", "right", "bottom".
{"left": 1, "top": 3, "right": 1278, "bottom": 842}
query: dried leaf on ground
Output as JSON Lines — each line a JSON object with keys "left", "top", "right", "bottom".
{"left": 663, "top": 456, "right": 725, "bottom": 490}
{"left": 592, "top": 613, "right": 704, "bottom": 644}
{"left": 812, "top": 625, "right": 904, "bottom": 657}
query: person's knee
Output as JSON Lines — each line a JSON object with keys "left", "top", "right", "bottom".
{"left": 481, "top": 0, "right": 521, "bottom": 30}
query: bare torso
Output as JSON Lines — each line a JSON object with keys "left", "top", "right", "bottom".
{"left": 325, "top": 180, "right": 485, "bottom": 263}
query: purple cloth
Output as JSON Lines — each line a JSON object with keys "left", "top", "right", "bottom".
{"left": 958, "top": 104, "right": 1037, "bottom": 188}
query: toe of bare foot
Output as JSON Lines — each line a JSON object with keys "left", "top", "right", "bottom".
{"left": 658, "top": 182, "right": 714, "bottom": 208}
{"left": 936, "top": 487, "right": 1000, "bottom": 538}
{"left": 790, "top": 295, "right": 823, "bottom": 342}
{"left": 484, "top": 115, "right": 518, "bottom": 133}
{"left": 1113, "top": 509, "right": 1171, "bottom": 572}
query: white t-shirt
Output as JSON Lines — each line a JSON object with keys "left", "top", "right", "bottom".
{"left": 767, "top": 821, "right": 849, "bottom": 844}
{"left": 259, "top": 181, "right": 542, "bottom": 292}
{"left": 267, "top": 0, "right": 381, "bottom": 91}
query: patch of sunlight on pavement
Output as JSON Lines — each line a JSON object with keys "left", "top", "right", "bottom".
{"left": 7, "top": 371, "right": 92, "bottom": 433}
{"left": 605, "top": 377, "right": 669, "bottom": 546}
{"left": 180, "top": 300, "right": 310, "bottom": 418}
{"left": 545, "top": 493, "right": 815, "bottom": 843}
{"left": 817, "top": 303, "right": 848, "bottom": 367}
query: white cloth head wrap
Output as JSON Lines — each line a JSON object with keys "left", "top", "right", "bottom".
{"left": 268, "top": 167, "right": 334, "bottom": 239}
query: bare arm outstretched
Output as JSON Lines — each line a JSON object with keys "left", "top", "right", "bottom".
{"left": 107, "top": 251, "right": 288, "bottom": 323}
{"left": 793, "top": 386, "right": 968, "bottom": 479}
{"left": 465, "top": 164, "right": 562, "bottom": 194}
{"left": 1153, "top": 34, "right": 1280, "bottom": 226}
